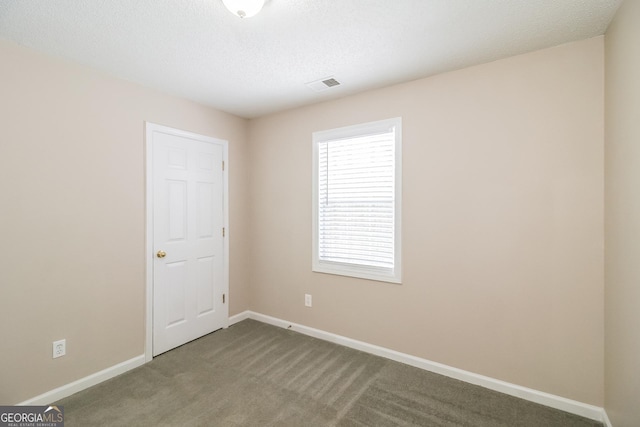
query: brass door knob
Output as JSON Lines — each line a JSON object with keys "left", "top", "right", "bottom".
{"left": 156, "top": 250, "right": 167, "bottom": 258}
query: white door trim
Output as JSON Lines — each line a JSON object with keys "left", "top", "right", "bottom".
{"left": 145, "top": 122, "right": 229, "bottom": 362}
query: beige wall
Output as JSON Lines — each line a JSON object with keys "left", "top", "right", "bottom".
{"left": 605, "top": 1, "right": 640, "bottom": 425}
{"left": 248, "top": 37, "right": 605, "bottom": 405}
{"left": 0, "top": 39, "right": 250, "bottom": 404}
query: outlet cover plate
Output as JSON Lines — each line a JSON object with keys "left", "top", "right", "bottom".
{"left": 53, "top": 339, "right": 66, "bottom": 358}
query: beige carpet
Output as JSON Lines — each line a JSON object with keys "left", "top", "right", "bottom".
{"left": 57, "top": 319, "right": 602, "bottom": 426}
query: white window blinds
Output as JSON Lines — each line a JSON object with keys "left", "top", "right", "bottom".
{"left": 313, "top": 117, "right": 401, "bottom": 283}
{"left": 318, "top": 132, "right": 395, "bottom": 268}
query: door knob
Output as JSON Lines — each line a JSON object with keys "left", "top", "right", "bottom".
{"left": 157, "top": 250, "right": 167, "bottom": 258}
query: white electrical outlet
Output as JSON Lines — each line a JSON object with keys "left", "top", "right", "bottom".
{"left": 53, "top": 339, "right": 66, "bottom": 359}
{"left": 305, "top": 294, "right": 312, "bottom": 307}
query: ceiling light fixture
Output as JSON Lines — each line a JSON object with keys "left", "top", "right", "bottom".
{"left": 222, "top": 0, "right": 265, "bottom": 18}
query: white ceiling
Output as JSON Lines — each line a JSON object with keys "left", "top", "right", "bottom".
{"left": 0, "top": 0, "right": 622, "bottom": 118}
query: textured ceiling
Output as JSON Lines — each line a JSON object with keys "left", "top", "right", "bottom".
{"left": 0, "top": 0, "right": 622, "bottom": 118}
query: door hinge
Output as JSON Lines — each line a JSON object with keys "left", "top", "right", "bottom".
{"left": 222, "top": 161, "right": 225, "bottom": 171}
{"left": 222, "top": 227, "right": 225, "bottom": 237}
{"left": 223, "top": 293, "right": 226, "bottom": 304}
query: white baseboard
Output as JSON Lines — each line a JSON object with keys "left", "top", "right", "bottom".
{"left": 18, "top": 310, "right": 254, "bottom": 406}
{"left": 237, "top": 310, "right": 607, "bottom": 424}
{"left": 18, "top": 355, "right": 146, "bottom": 406}
{"left": 19, "top": 313, "right": 610, "bottom": 425}
{"left": 229, "top": 310, "right": 251, "bottom": 325}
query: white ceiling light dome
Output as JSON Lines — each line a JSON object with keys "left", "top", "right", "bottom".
{"left": 222, "top": 0, "right": 265, "bottom": 18}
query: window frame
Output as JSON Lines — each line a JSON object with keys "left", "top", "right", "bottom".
{"left": 312, "top": 117, "right": 402, "bottom": 284}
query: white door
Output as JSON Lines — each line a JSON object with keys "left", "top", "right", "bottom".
{"left": 148, "top": 123, "right": 228, "bottom": 356}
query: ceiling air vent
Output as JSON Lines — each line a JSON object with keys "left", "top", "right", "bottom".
{"left": 306, "top": 76, "right": 341, "bottom": 92}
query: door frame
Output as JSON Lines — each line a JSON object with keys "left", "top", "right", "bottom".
{"left": 144, "top": 122, "right": 229, "bottom": 362}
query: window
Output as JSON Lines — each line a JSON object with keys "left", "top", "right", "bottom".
{"left": 312, "top": 117, "right": 402, "bottom": 283}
